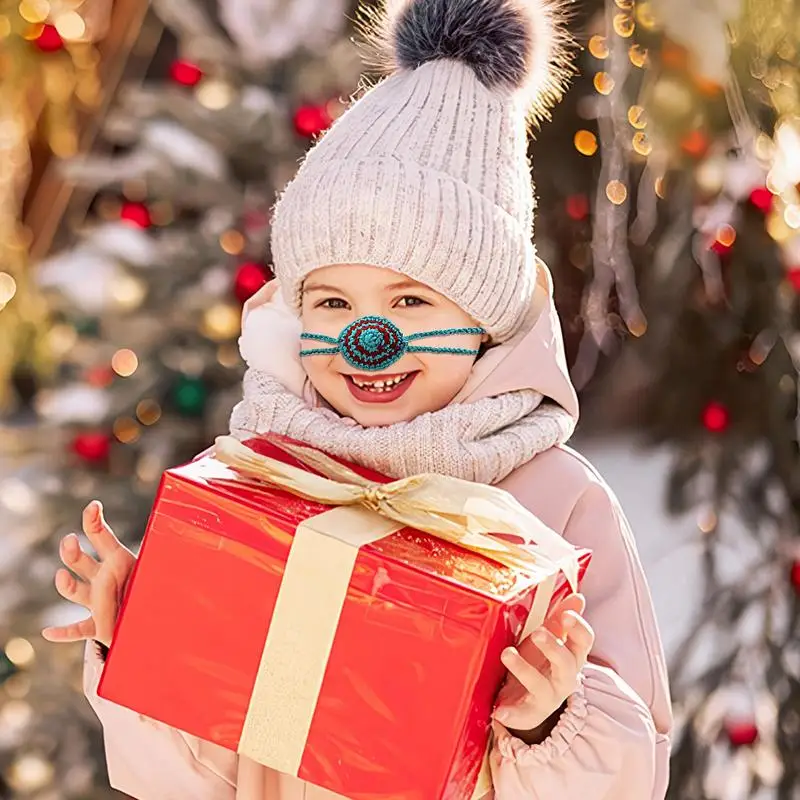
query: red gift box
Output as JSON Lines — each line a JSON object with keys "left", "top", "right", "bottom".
{"left": 98, "top": 435, "right": 590, "bottom": 800}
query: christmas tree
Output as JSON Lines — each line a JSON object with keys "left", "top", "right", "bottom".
{"left": 0, "top": 0, "right": 362, "bottom": 794}
{"left": 533, "top": 0, "right": 800, "bottom": 797}
{"left": 2, "top": 0, "right": 800, "bottom": 796}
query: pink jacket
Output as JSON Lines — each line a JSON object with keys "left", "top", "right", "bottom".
{"left": 84, "top": 265, "right": 672, "bottom": 799}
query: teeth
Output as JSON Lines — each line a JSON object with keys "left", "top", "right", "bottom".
{"left": 352, "top": 373, "right": 409, "bottom": 391}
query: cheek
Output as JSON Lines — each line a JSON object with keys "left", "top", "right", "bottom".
{"left": 418, "top": 357, "right": 474, "bottom": 397}
{"left": 301, "top": 357, "right": 338, "bottom": 389}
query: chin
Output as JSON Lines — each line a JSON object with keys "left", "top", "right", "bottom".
{"left": 348, "top": 404, "right": 419, "bottom": 427}
{"left": 316, "top": 383, "right": 424, "bottom": 428}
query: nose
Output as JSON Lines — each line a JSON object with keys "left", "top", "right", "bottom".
{"left": 339, "top": 316, "right": 408, "bottom": 372}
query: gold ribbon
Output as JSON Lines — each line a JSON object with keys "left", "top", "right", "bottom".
{"left": 214, "top": 435, "right": 580, "bottom": 587}
{"left": 212, "top": 435, "right": 580, "bottom": 791}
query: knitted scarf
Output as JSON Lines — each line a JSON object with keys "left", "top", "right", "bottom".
{"left": 229, "top": 368, "right": 575, "bottom": 485}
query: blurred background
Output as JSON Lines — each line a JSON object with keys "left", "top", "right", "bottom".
{"left": 0, "top": 0, "right": 798, "bottom": 797}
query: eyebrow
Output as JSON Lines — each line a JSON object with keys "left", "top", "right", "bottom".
{"left": 302, "top": 279, "right": 426, "bottom": 294}
{"left": 302, "top": 283, "right": 344, "bottom": 294}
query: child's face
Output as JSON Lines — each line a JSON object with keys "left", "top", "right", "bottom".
{"left": 300, "top": 264, "right": 487, "bottom": 427}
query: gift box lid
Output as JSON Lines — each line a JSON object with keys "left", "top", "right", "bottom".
{"left": 164, "top": 435, "right": 566, "bottom": 606}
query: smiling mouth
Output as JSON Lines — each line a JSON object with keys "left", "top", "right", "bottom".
{"left": 342, "top": 371, "right": 418, "bottom": 402}
{"left": 349, "top": 373, "right": 411, "bottom": 392}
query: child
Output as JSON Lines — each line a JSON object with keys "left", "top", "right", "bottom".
{"left": 43, "top": 0, "right": 673, "bottom": 797}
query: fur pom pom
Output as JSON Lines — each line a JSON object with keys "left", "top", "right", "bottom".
{"left": 358, "top": 0, "right": 576, "bottom": 119}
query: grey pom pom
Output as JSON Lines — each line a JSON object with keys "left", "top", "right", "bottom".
{"left": 358, "top": 0, "right": 575, "bottom": 118}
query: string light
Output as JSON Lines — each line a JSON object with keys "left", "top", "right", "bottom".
{"left": 45, "top": 324, "right": 78, "bottom": 357}
{"left": 697, "top": 508, "right": 719, "bottom": 534}
{"left": 113, "top": 417, "right": 140, "bottom": 444}
{"left": 632, "top": 132, "right": 653, "bottom": 156}
{"left": 0, "top": 272, "right": 17, "bottom": 306}
{"left": 574, "top": 130, "right": 598, "bottom": 156}
{"left": 613, "top": 13, "right": 635, "bottom": 37}
{"left": 715, "top": 224, "right": 737, "bottom": 249}
{"left": 136, "top": 400, "right": 162, "bottom": 426}
{"left": 635, "top": 1, "right": 658, "bottom": 30}
{"left": 6, "top": 754, "right": 53, "bottom": 793}
{"left": 606, "top": 180, "right": 628, "bottom": 205}
{"left": 111, "top": 349, "right": 138, "bottom": 377}
{"left": 588, "top": 35, "right": 609, "bottom": 59}
{"left": 202, "top": 303, "right": 241, "bottom": 341}
{"left": 627, "top": 105, "right": 647, "bottom": 129}
{"left": 17, "top": 0, "right": 49, "bottom": 24}
{"left": 784, "top": 205, "right": 800, "bottom": 229}
{"left": 54, "top": 11, "right": 86, "bottom": 41}
{"left": 220, "top": 230, "right": 245, "bottom": 255}
{"left": 626, "top": 310, "right": 648, "bottom": 337}
{"left": 5, "top": 638, "right": 34, "bottom": 667}
{"left": 767, "top": 212, "right": 792, "bottom": 242}
{"left": 196, "top": 79, "right": 234, "bottom": 110}
{"left": 112, "top": 275, "right": 147, "bottom": 310}
{"left": 594, "top": 72, "right": 616, "bottom": 95}
{"left": 629, "top": 44, "right": 649, "bottom": 67}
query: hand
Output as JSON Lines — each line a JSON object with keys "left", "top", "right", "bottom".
{"left": 42, "top": 501, "right": 136, "bottom": 649}
{"left": 492, "top": 593, "right": 594, "bottom": 734}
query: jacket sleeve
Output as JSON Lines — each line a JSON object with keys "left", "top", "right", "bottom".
{"left": 84, "top": 641, "right": 238, "bottom": 800}
{"left": 489, "top": 479, "right": 673, "bottom": 799}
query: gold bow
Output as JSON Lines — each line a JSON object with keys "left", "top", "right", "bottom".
{"left": 213, "top": 435, "right": 579, "bottom": 588}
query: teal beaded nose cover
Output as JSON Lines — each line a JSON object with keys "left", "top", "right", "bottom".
{"left": 300, "top": 316, "right": 484, "bottom": 372}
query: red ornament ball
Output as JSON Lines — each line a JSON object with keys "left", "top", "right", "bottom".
{"left": 72, "top": 432, "right": 111, "bottom": 464}
{"left": 566, "top": 194, "right": 590, "bottom": 221}
{"left": 702, "top": 401, "right": 730, "bottom": 433}
{"left": 170, "top": 60, "right": 203, "bottom": 87}
{"left": 234, "top": 262, "right": 272, "bottom": 303}
{"left": 749, "top": 187, "right": 773, "bottom": 214}
{"left": 120, "top": 202, "right": 152, "bottom": 229}
{"left": 84, "top": 366, "right": 115, "bottom": 388}
{"left": 725, "top": 719, "right": 759, "bottom": 748}
{"left": 293, "top": 104, "right": 333, "bottom": 139}
{"left": 790, "top": 560, "right": 800, "bottom": 593}
{"left": 786, "top": 267, "right": 800, "bottom": 293}
{"left": 33, "top": 24, "right": 64, "bottom": 52}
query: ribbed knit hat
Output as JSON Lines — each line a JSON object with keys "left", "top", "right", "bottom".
{"left": 271, "top": 0, "right": 573, "bottom": 342}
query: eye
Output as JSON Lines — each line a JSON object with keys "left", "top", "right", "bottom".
{"left": 395, "top": 295, "right": 430, "bottom": 308}
{"left": 318, "top": 297, "right": 350, "bottom": 310}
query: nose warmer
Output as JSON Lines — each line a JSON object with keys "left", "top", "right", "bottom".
{"left": 300, "top": 315, "right": 484, "bottom": 373}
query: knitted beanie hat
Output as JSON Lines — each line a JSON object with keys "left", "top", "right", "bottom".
{"left": 271, "top": 0, "right": 573, "bottom": 343}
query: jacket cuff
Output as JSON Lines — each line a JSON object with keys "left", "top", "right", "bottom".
{"left": 493, "top": 673, "right": 588, "bottom": 766}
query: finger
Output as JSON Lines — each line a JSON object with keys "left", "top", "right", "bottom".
{"left": 55, "top": 568, "right": 91, "bottom": 608}
{"left": 500, "top": 646, "right": 551, "bottom": 697}
{"left": 564, "top": 612, "right": 595, "bottom": 662}
{"left": 60, "top": 533, "right": 99, "bottom": 581}
{"left": 90, "top": 571, "right": 122, "bottom": 646}
{"left": 529, "top": 628, "right": 578, "bottom": 688}
{"left": 544, "top": 593, "right": 586, "bottom": 637}
{"left": 82, "top": 501, "right": 121, "bottom": 560}
{"left": 41, "top": 617, "right": 96, "bottom": 643}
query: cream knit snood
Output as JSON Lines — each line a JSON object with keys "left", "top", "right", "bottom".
{"left": 229, "top": 370, "right": 575, "bottom": 485}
